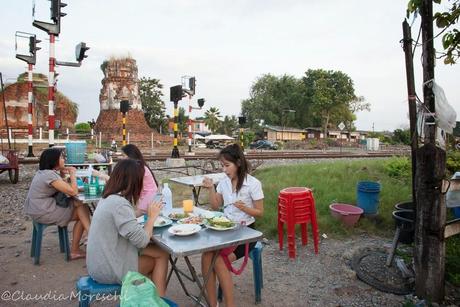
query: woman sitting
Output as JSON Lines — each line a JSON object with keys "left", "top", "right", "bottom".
{"left": 92, "top": 144, "right": 159, "bottom": 217}
{"left": 86, "top": 159, "right": 168, "bottom": 295}
{"left": 201, "top": 143, "right": 264, "bottom": 307}
{"left": 24, "top": 148, "right": 91, "bottom": 260}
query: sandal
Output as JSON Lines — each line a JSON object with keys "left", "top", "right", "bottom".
{"left": 70, "top": 251, "right": 86, "bottom": 260}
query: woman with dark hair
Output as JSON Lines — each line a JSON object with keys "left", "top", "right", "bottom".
{"left": 24, "top": 148, "right": 91, "bottom": 260}
{"left": 86, "top": 159, "right": 168, "bottom": 295}
{"left": 201, "top": 143, "right": 264, "bottom": 307}
{"left": 92, "top": 144, "right": 158, "bottom": 217}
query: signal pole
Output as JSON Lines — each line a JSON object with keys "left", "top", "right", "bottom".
{"left": 16, "top": 32, "right": 41, "bottom": 156}
{"left": 170, "top": 85, "right": 183, "bottom": 158}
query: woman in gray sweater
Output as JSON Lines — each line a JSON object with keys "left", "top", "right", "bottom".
{"left": 86, "top": 159, "right": 169, "bottom": 295}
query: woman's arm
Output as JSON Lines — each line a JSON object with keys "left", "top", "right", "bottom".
{"left": 92, "top": 169, "right": 110, "bottom": 181}
{"left": 234, "top": 198, "right": 264, "bottom": 218}
{"left": 202, "top": 177, "right": 223, "bottom": 210}
{"left": 51, "top": 167, "right": 78, "bottom": 196}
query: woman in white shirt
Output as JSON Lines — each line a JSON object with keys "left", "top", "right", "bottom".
{"left": 202, "top": 143, "right": 264, "bottom": 307}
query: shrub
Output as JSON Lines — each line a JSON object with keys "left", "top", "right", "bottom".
{"left": 446, "top": 150, "right": 460, "bottom": 175}
{"left": 75, "top": 122, "right": 91, "bottom": 134}
{"left": 384, "top": 157, "right": 411, "bottom": 179}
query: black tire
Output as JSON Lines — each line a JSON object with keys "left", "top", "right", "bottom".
{"left": 8, "top": 168, "right": 18, "bottom": 184}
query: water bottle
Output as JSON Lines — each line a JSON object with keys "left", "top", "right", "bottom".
{"left": 162, "top": 183, "right": 173, "bottom": 216}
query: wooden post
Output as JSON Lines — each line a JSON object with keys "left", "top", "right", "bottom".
{"left": 414, "top": 0, "right": 447, "bottom": 302}
{"left": 402, "top": 20, "right": 418, "bottom": 204}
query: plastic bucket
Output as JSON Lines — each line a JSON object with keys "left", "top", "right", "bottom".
{"left": 453, "top": 207, "right": 460, "bottom": 219}
{"left": 65, "top": 141, "right": 87, "bottom": 164}
{"left": 329, "top": 203, "right": 363, "bottom": 227}
{"left": 392, "top": 210, "right": 415, "bottom": 244}
{"left": 394, "top": 201, "right": 414, "bottom": 211}
{"left": 356, "top": 181, "right": 381, "bottom": 214}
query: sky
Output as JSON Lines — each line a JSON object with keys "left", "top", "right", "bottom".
{"left": 1, "top": 0, "right": 459, "bottom": 132}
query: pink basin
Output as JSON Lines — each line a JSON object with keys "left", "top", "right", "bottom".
{"left": 329, "top": 203, "right": 363, "bottom": 227}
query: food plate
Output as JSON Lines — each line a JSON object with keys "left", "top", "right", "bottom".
{"left": 154, "top": 216, "right": 173, "bottom": 228}
{"left": 168, "top": 212, "right": 195, "bottom": 221}
{"left": 177, "top": 216, "right": 205, "bottom": 225}
{"left": 204, "top": 216, "right": 237, "bottom": 231}
{"left": 168, "top": 224, "right": 201, "bottom": 236}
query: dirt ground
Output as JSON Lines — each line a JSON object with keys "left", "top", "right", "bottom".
{"left": 1, "top": 164, "right": 458, "bottom": 307}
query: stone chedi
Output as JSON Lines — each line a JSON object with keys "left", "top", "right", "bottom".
{"left": 0, "top": 73, "right": 77, "bottom": 131}
{"left": 95, "top": 57, "right": 165, "bottom": 143}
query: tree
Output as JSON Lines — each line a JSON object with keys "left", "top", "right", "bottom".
{"left": 408, "top": 0, "right": 460, "bottom": 64}
{"left": 203, "top": 107, "right": 222, "bottom": 133}
{"left": 302, "top": 69, "right": 357, "bottom": 135}
{"left": 241, "top": 74, "right": 308, "bottom": 128}
{"left": 139, "top": 77, "right": 167, "bottom": 133}
{"left": 217, "top": 115, "right": 238, "bottom": 136}
{"left": 393, "top": 128, "right": 411, "bottom": 145}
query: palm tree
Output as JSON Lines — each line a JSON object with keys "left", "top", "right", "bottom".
{"left": 203, "top": 107, "right": 222, "bottom": 133}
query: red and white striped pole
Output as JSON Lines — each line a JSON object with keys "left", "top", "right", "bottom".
{"left": 27, "top": 63, "right": 34, "bottom": 156}
{"left": 48, "top": 34, "right": 55, "bottom": 147}
{"left": 188, "top": 96, "right": 192, "bottom": 152}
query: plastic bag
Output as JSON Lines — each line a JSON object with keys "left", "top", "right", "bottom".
{"left": 120, "top": 271, "right": 168, "bottom": 307}
{"left": 0, "top": 154, "right": 9, "bottom": 165}
{"left": 433, "top": 81, "right": 457, "bottom": 134}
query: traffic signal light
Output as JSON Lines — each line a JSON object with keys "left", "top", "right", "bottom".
{"left": 238, "top": 116, "right": 246, "bottom": 125}
{"left": 75, "top": 42, "right": 89, "bottom": 62}
{"left": 120, "top": 100, "right": 131, "bottom": 113}
{"left": 170, "top": 85, "right": 183, "bottom": 103}
{"left": 51, "top": 0, "right": 67, "bottom": 24}
{"left": 29, "top": 36, "right": 41, "bottom": 55}
{"left": 197, "top": 98, "right": 205, "bottom": 108}
{"left": 189, "top": 77, "right": 196, "bottom": 95}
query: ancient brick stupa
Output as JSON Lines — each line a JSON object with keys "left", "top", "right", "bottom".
{"left": 94, "top": 57, "right": 163, "bottom": 143}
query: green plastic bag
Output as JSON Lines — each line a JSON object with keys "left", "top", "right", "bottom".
{"left": 120, "top": 271, "right": 168, "bottom": 307}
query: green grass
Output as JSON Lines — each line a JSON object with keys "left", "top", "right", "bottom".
{"left": 255, "top": 158, "right": 412, "bottom": 238}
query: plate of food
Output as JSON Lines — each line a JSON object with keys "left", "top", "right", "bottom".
{"left": 154, "top": 216, "right": 173, "bottom": 228}
{"left": 168, "top": 212, "right": 195, "bottom": 221}
{"left": 177, "top": 215, "right": 205, "bottom": 225}
{"left": 168, "top": 224, "right": 201, "bottom": 236}
{"left": 204, "top": 216, "right": 237, "bottom": 231}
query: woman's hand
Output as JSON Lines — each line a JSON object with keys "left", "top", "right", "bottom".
{"left": 147, "top": 201, "right": 163, "bottom": 220}
{"left": 202, "top": 177, "right": 214, "bottom": 189}
{"left": 234, "top": 200, "right": 246, "bottom": 211}
{"left": 63, "top": 167, "right": 77, "bottom": 176}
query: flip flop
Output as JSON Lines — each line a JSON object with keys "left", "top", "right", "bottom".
{"left": 70, "top": 252, "right": 86, "bottom": 260}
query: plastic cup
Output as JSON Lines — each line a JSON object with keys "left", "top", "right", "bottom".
{"left": 183, "top": 199, "right": 194, "bottom": 213}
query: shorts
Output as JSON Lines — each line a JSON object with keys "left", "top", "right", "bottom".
{"left": 233, "top": 223, "right": 256, "bottom": 260}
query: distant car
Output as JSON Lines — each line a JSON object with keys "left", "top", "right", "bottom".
{"left": 249, "top": 140, "right": 278, "bottom": 150}
{"left": 206, "top": 140, "right": 225, "bottom": 149}
{"left": 195, "top": 142, "right": 207, "bottom": 149}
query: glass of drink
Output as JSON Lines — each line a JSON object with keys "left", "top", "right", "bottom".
{"left": 183, "top": 199, "right": 194, "bottom": 214}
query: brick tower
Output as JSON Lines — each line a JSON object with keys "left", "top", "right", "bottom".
{"left": 94, "top": 57, "right": 166, "bottom": 144}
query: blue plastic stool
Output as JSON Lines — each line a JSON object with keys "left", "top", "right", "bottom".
{"left": 76, "top": 276, "right": 177, "bottom": 307}
{"left": 30, "top": 221, "right": 70, "bottom": 265}
{"left": 218, "top": 241, "right": 264, "bottom": 304}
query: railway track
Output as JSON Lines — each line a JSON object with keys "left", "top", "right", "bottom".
{"left": 19, "top": 149, "right": 410, "bottom": 164}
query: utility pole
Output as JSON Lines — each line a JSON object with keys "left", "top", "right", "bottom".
{"left": 414, "top": 0, "right": 446, "bottom": 302}
{"left": 402, "top": 20, "right": 418, "bottom": 205}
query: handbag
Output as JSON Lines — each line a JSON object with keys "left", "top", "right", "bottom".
{"left": 120, "top": 271, "right": 168, "bottom": 307}
{"left": 53, "top": 191, "right": 72, "bottom": 208}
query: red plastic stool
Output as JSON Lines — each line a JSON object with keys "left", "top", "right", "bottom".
{"left": 278, "top": 187, "right": 319, "bottom": 258}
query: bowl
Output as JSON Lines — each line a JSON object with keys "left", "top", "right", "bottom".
{"left": 329, "top": 203, "right": 364, "bottom": 227}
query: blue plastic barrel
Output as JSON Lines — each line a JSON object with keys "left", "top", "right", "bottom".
{"left": 65, "top": 141, "right": 87, "bottom": 164}
{"left": 356, "top": 181, "right": 381, "bottom": 214}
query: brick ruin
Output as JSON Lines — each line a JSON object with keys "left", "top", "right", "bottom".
{"left": 94, "top": 57, "right": 168, "bottom": 144}
{"left": 0, "top": 73, "right": 77, "bottom": 133}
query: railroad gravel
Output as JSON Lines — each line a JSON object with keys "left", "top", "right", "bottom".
{"left": 0, "top": 162, "right": 458, "bottom": 306}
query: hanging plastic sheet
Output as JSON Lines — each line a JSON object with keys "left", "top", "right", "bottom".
{"left": 433, "top": 81, "right": 457, "bottom": 134}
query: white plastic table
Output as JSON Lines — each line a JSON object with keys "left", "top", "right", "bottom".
{"left": 169, "top": 173, "right": 226, "bottom": 206}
